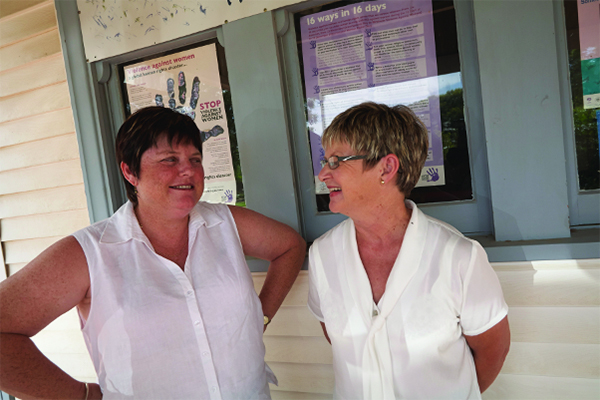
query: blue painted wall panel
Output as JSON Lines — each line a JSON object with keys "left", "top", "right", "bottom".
{"left": 473, "top": 0, "right": 570, "bottom": 240}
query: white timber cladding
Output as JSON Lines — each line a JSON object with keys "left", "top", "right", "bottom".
{"left": 0, "top": 0, "right": 94, "bottom": 383}
{"left": 255, "top": 259, "right": 600, "bottom": 400}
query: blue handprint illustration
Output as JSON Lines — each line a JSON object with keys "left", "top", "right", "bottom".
{"left": 312, "top": 68, "right": 319, "bottom": 77}
{"left": 367, "top": 62, "right": 375, "bottom": 72}
{"left": 365, "top": 42, "right": 373, "bottom": 51}
{"left": 222, "top": 189, "right": 234, "bottom": 203}
{"left": 167, "top": 78, "right": 176, "bottom": 109}
{"left": 310, "top": 40, "right": 317, "bottom": 49}
{"left": 426, "top": 167, "right": 440, "bottom": 182}
{"left": 365, "top": 28, "right": 372, "bottom": 37}
{"left": 200, "top": 125, "right": 224, "bottom": 143}
{"left": 178, "top": 71, "right": 186, "bottom": 104}
{"left": 156, "top": 72, "right": 201, "bottom": 120}
{"left": 314, "top": 85, "right": 320, "bottom": 95}
{"left": 190, "top": 77, "right": 200, "bottom": 110}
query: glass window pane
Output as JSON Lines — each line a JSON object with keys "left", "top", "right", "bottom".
{"left": 564, "top": 0, "right": 600, "bottom": 191}
{"left": 294, "top": 0, "right": 473, "bottom": 212}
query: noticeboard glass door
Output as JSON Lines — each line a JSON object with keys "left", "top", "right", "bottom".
{"left": 294, "top": 0, "right": 473, "bottom": 213}
{"left": 119, "top": 40, "right": 245, "bottom": 206}
{"left": 281, "top": 0, "right": 492, "bottom": 240}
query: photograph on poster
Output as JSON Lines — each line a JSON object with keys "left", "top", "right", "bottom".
{"left": 123, "top": 43, "right": 238, "bottom": 205}
{"left": 299, "top": 0, "right": 445, "bottom": 195}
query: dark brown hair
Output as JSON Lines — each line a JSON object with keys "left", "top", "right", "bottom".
{"left": 116, "top": 106, "right": 202, "bottom": 204}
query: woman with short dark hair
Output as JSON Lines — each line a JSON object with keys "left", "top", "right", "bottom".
{"left": 0, "top": 106, "right": 305, "bottom": 399}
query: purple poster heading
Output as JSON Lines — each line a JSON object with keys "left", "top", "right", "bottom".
{"left": 300, "top": 0, "right": 445, "bottom": 192}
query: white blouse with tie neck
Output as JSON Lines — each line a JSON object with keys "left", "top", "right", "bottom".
{"left": 308, "top": 200, "right": 508, "bottom": 400}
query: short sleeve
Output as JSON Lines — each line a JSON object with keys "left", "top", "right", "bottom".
{"left": 460, "top": 240, "right": 508, "bottom": 336}
{"left": 307, "top": 244, "right": 325, "bottom": 322}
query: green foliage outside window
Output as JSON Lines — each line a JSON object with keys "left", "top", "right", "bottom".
{"left": 568, "top": 48, "right": 600, "bottom": 190}
{"left": 564, "top": 1, "right": 600, "bottom": 191}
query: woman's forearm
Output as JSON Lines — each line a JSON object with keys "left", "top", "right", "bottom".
{"left": 0, "top": 332, "right": 93, "bottom": 399}
{"left": 258, "top": 236, "right": 305, "bottom": 324}
{"left": 465, "top": 317, "right": 510, "bottom": 393}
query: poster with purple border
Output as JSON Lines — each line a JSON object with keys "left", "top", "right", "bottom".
{"left": 300, "top": 0, "right": 444, "bottom": 193}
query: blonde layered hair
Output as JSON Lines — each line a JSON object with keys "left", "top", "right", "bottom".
{"left": 322, "top": 102, "right": 429, "bottom": 196}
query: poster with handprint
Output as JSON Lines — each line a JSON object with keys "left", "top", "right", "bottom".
{"left": 123, "top": 43, "right": 237, "bottom": 204}
{"left": 300, "top": 0, "right": 445, "bottom": 190}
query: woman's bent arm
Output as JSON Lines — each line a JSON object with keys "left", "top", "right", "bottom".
{"left": 0, "top": 236, "right": 101, "bottom": 399}
{"left": 229, "top": 206, "right": 306, "bottom": 326}
{"left": 464, "top": 316, "right": 511, "bottom": 393}
{"left": 0, "top": 334, "right": 100, "bottom": 399}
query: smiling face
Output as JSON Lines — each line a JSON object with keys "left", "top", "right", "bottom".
{"left": 121, "top": 135, "right": 204, "bottom": 221}
{"left": 318, "top": 140, "right": 381, "bottom": 218}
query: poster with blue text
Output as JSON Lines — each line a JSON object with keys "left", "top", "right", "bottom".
{"left": 300, "top": 0, "right": 444, "bottom": 193}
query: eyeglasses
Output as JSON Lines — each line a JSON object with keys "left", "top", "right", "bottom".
{"left": 320, "top": 155, "right": 368, "bottom": 170}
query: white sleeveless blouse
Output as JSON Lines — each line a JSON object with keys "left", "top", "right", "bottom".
{"left": 72, "top": 201, "right": 274, "bottom": 400}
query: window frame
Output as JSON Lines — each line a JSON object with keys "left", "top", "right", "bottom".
{"left": 54, "top": 2, "right": 302, "bottom": 271}
{"left": 280, "top": 0, "right": 493, "bottom": 242}
{"left": 556, "top": 0, "right": 600, "bottom": 227}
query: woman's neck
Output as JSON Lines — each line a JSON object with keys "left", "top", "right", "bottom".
{"left": 353, "top": 195, "right": 412, "bottom": 247}
{"left": 352, "top": 194, "right": 412, "bottom": 305}
{"left": 134, "top": 204, "right": 190, "bottom": 269}
{"left": 135, "top": 203, "right": 188, "bottom": 233}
